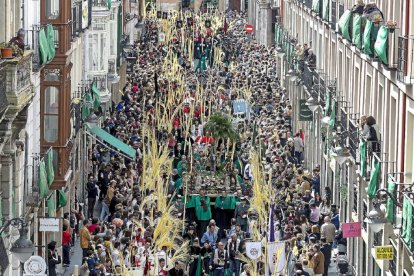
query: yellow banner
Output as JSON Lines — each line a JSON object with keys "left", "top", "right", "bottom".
{"left": 375, "top": 245, "right": 393, "bottom": 260}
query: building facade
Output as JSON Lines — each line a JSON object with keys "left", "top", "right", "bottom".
{"left": 277, "top": 0, "right": 414, "bottom": 275}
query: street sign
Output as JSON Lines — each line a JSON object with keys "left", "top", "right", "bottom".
{"left": 39, "top": 218, "right": 60, "bottom": 232}
{"left": 245, "top": 24, "right": 254, "bottom": 33}
{"left": 299, "top": 99, "right": 313, "bottom": 121}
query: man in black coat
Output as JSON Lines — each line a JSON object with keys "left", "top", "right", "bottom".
{"left": 168, "top": 261, "right": 185, "bottom": 276}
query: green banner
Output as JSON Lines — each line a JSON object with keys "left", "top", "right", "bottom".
{"left": 402, "top": 195, "right": 413, "bottom": 245}
{"left": 352, "top": 14, "right": 362, "bottom": 49}
{"left": 363, "top": 21, "right": 374, "bottom": 55}
{"left": 81, "top": 91, "right": 93, "bottom": 121}
{"left": 47, "top": 24, "right": 56, "bottom": 61}
{"left": 338, "top": 10, "right": 352, "bottom": 41}
{"left": 325, "top": 89, "right": 330, "bottom": 116}
{"left": 47, "top": 193, "right": 56, "bottom": 217}
{"left": 367, "top": 160, "right": 380, "bottom": 199}
{"left": 39, "top": 160, "right": 48, "bottom": 199}
{"left": 38, "top": 28, "right": 49, "bottom": 65}
{"left": 47, "top": 149, "right": 54, "bottom": 186}
{"left": 374, "top": 26, "right": 389, "bottom": 65}
{"left": 386, "top": 178, "right": 396, "bottom": 223}
{"left": 359, "top": 140, "right": 367, "bottom": 177}
{"left": 299, "top": 99, "right": 313, "bottom": 121}
{"left": 92, "top": 84, "right": 101, "bottom": 109}
{"left": 58, "top": 189, "right": 68, "bottom": 208}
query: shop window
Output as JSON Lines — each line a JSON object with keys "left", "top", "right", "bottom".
{"left": 46, "top": 0, "right": 60, "bottom": 19}
{"left": 44, "top": 87, "right": 59, "bottom": 143}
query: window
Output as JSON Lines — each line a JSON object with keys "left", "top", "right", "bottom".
{"left": 46, "top": 0, "right": 60, "bottom": 19}
{"left": 44, "top": 87, "right": 59, "bottom": 143}
{"left": 365, "top": 75, "right": 372, "bottom": 115}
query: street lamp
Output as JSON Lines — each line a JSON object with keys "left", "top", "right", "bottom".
{"left": 0, "top": 218, "right": 34, "bottom": 263}
{"left": 305, "top": 96, "right": 320, "bottom": 112}
{"left": 332, "top": 145, "right": 351, "bottom": 165}
{"left": 365, "top": 188, "right": 402, "bottom": 233}
{"left": 321, "top": 115, "right": 330, "bottom": 127}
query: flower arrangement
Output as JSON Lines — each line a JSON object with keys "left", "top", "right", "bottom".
{"left": 385, "top": 20, "right": 398, "bottom": 28}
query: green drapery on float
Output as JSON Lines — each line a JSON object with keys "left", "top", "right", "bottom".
{"left": 374, "top": 26, "right": 389, "bottom": 65}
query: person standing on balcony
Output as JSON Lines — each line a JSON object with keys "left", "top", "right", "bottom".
{"left": 9, "top": 28, "right": 25, "bottom": 50}
{"left": 306, "top": 49, "right": 317, "bottom": 69}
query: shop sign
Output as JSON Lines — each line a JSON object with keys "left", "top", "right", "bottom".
{"left": 375, "top": 245, "right": 393, "bottom": 260}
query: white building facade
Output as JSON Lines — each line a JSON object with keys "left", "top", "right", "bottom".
{"left": 278, "top": 0, "right": 414, "bottom": 275}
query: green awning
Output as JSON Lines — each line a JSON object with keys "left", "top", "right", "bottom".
{"left": 367, "top": 160, "right": 380, "bottom": 199}
{"left": 88, "top": 126, "right": 136, "bottom": 160}
{"left": 46, "top": 149, "right": 54, "bottom": 186}
{"left": 58, "top": 189, "right": 68, "bottom": 208}
{"left": 92, "top": 84, "right": 101, "bottom": 109}
{"left": 39, "top": 160, "right": 49, "bottom": 199}
{"left": 363, "top": 21, "right": 374, "bottom": 55}
{"left": 47, "top": 24, "right": 55, "bottom": 61}
{"left": 359, "top": 140, "right": 367, "bottom": 177}
{"left": 374, "top": 26, "right": 389, "bottom": 65}
{"left": 329, "top": 99, "right": 336, "bottom": 129}
{"left": 322, "top": 0, "right": 329, "bottom": 21}
{"left": 47, "top": 193, "right": 56, "bottom": 217}
{"left": 402, "top": 195, "right": 413, "bottom": 246}
{"left": 38, "top": 28, "right": 49, "bottom": 65}
{"left": 338, "top": 10, "right": 352, "bottom": 41}
{"left": 386, "top": 178, "right": 396, "bottom": 223}
{"left": 352, "top": 14, "right": 362, "bottom": 49}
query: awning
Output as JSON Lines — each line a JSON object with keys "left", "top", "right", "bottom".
{"left": 87, "top": 126, "right": 136, "bottom": 160}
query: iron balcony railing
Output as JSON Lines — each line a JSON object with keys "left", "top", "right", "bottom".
{"left": 303, "top": 64, "right": 317, "bottom": 91}
{"left": 330, "top": 0, "right": 337, "bottom": 29}
{"left": 397, "top": 36, "right": 413, "bottom": 84}
{"left": 353, "top": 185, "right": 358, "bottom": 214}
{"left": 348, "top": 119, "right": 359, "bottom": 160}
{"left": 0, "top": 60, "right": 8, "bottom": 116}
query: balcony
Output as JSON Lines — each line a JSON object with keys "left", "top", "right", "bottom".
{"left": 3, "top": 51, "right": 34, "bottom": 118}
{"left": 348, "top": 118, "right": 359, "bottom": 160}
{"left": 0, "top": 60, "right": 8, "bottom": 119}
{"left": 93, "top": 0, "right": 109, "bottom": 8}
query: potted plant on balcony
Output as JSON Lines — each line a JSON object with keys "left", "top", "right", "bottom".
{"left": 0, "top": 42, "right": 23, "bottom": 59}
{"left": 0, "top": 42, "right": 13, "bottom": 58}
{"left": 385, "top": 21, "right": 398, "bottom": 33}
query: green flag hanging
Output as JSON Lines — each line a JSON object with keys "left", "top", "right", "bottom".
{"left": 329, "top": 100, "right": 336, "bottom": 129}
{"left": 81, "top": 91, "right": 93, "bottom": 121}
{"left": 402, "top": 195, "right": 413, "bottom": 246}
{"left": 107, "top": 0, "right": 112, "bottom": 9}
{"left": 47, "top": 24, "right": 56, "bottom": 61}
{"left": 39, "top": 160, "right": 48, "bottom": 199}
{"left": 38, "top": 28, "right": 49, "bottom": 65}
{"left": 58, "top": 189, "right": 68, "bottom": 208}
{"left": 359, "top": 140, "right": 367, "bottom": 177}
{"left": 363, "top": 21, "right": 374, "bottom": 55}
{"left": 352, "top": 14, "right": 362, "bottom": 49}
{"left": 47, "top": 193, "right": 56, "bottom": 217}
{"left": 367, "top": 160, "right": 380, "bottom": 199}
{"left": 338, "top": 10, "right": 352, "bottom": 41}
{"left": 92, "top": 84, "right": 101, "bottom": 110}
{"left": 386, "top": 178, "right": 396, "bottom": 223}
{"left": 374, "top": 26, "right": 389, "bottom": 65}
{"left": 47, "top": 149, "right": 54, "bottom": 186}
{"left": 322, "top": 0, "right": 329, "bottom": 21}
{"left": 312, "top": 0, "right": 320, "bottom": 14}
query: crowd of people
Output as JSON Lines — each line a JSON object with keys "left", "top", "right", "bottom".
{"left": 53, "top": 8, "right": 347, "bottom": 276}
